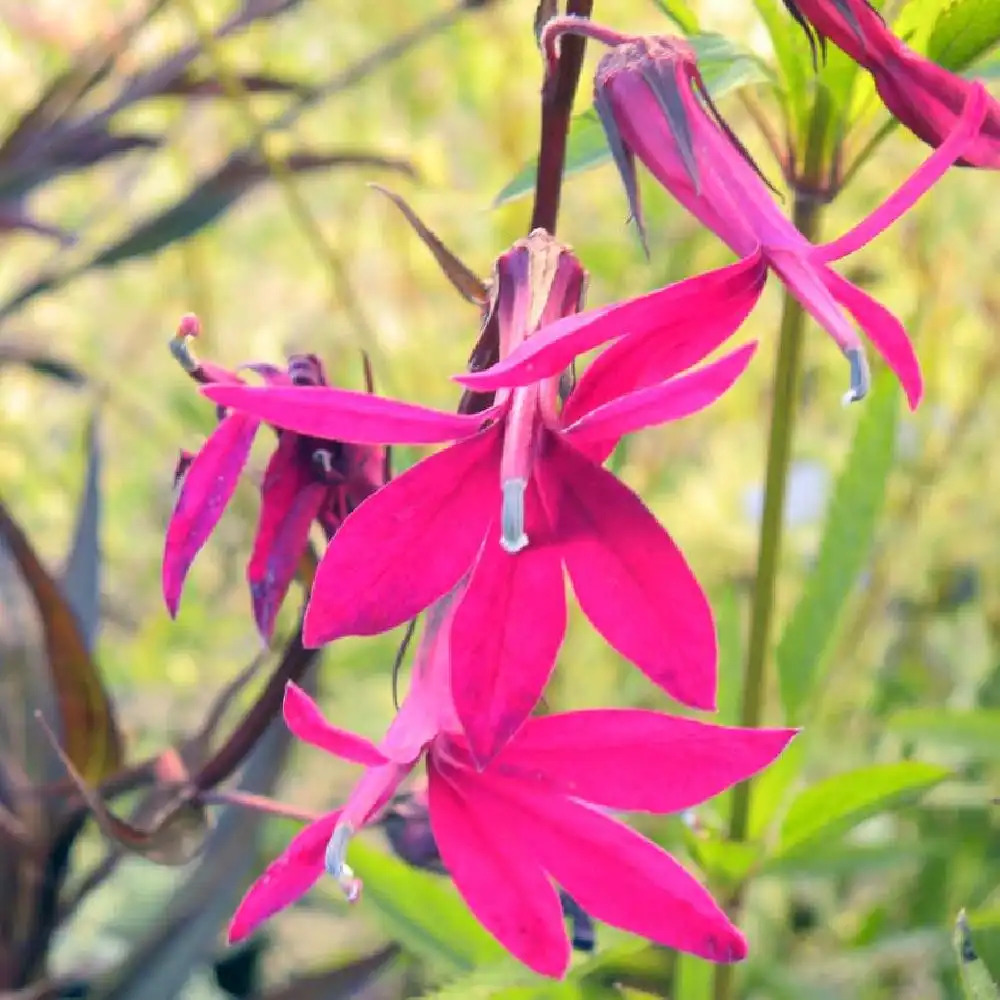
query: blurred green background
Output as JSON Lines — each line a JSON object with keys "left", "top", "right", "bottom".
{"left": 2, "top": 0, "right": 1000, "bottom": 997}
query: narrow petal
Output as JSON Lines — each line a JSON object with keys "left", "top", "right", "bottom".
{"left": 453, "top": 253, "right": 766, "bottom": 392}
{"left": 247, "top": 434, "right": 326, "bottom": 640}
{"left": 162, "top": 412, "right": 259, "bottom": 616}
{"left": 302, "top": 427, "right": 501, "bottom": 645}
{"left": 283, "top": 682, "right": 388, "bottom": 766}
{"left": 228, "top": 810, "right": 341, "bottom": 943}
{"left": 819, "top": 82, "right": 990, "bottom": 262}
{"left": 564, "top": 343, "right": 757, "bottom": 461}
{"left": 537, "top": 435, "right": 716, "bottom": 711}
{"left": 498, "top": 710, "right": 796, "bottom": 813}
{"left": 562, "top": 258, "right": 766, "bottom": 424}
{"left": 487, "top": 780, "right": 745, "bottom": 964}
{"left": 339, "top": 759, "right": 416, "bottom": 832}
{"left": 822, "top": 266, "right": 922, "bottom": 409}
{"left": 203, "top": 383, "right": 497, "bottom": 445}
{"left": 427, "top": 761, "right": 569, "bottom": 977}
{"left": 450, "top": 485, "right": 567, "bottom": 765}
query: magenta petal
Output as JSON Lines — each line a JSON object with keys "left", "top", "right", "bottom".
{"left": 488, "top": 780, "right": 745, "bottom": 963}
{"left": 283, "top": 682, "right": 388, "bottom": 766}
{"left": 537, "top": 435, "right": 716, "bottom": 711}
{"left": 450, "top": 488, "right": 567, "bottom": 765}
{"left": 302, "top": 426, "right": 501, "bottom": 645}
{"left": 821, "top": 266, "right": 922, "bottom": 409}
{"left": 563, "top": 258, "right": 766, "bottom": 423}
{"left": 247, "top": 434, "right": 327, "bottom": 640}
{"left": 228, "top": 809, "right": 341, "bottom": 943}
{"left": 202, "top": 383, "right": 498, "bottom": 445}
{"left": 500, "top": 710, "right": 797, "bottom": 813}
{"left": 454, "top": 252, "right": 767, "bottom": 392}
{"left": 564, "top": 343, "right": 757, "bottom": 461}
{"left": 427, "top": 762, "right": 569, "bottom": 977}
{"left": 339, "top": 760, "right": 416, "bottom": 831}
{"left": 820, "top": 82, "right": 991, "bottom": 263}
{"left": 162, "top": 412, "right": 259, "bottom": 617}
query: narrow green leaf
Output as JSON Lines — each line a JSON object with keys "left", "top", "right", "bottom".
{"left": 493, "top": 33, "right": 770, "bottom": 207}
{"left": 957, "top": 910, "right": 1000, "bottom": 1000}
{"left": 675, "top": 954, "right": 713, "bottom": 1000}
{"left": 887, "top": 709, "right": 1000, "bottom": 758}
{"left": 776, "top": 761, "right": 950, "bottom": 858}
{"left": 650, "top": 0, "right": 700, "bottom": 34}
{"left": 928, "top": 0, "right": 1000, "bottom": 72}
{"left": 348, "top": 838, "right": 508, "bottom": 972}
{"left": 256, "top": 945, "right": 406, "bottom": 1000}
{"left": 776, "top": 372, "right": 899, "bottom": 723}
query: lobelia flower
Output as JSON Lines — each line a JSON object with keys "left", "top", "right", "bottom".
{"left": 781, "top": 0, "right": 1000, "bottom": 168}
{"left": 203, "top": 231, "right": 758, "bottom": 762}
{"left": 456, "top": 20, "right": 990, "bottom": 410}
{"left": 162, "top": 318, "right": 387, "bottom": 640}
{"left": 228, "top": 588, "right": 798, "bottom": 977}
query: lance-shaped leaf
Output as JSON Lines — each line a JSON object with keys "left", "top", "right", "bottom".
{"left": 0, "top": 498, "right": 120, "bottom": 783}
{"left": 61, "top": 413, "right": 102, "bottom": 652}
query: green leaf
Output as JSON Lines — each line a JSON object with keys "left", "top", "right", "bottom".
{"left": 957, "top": 910, "right": 1000, "bottom": 1000}
{"left": 775, "top": 761, "right": 950, "bottom": 858}
{"left": 348, "top": 838, "right": 509, "bottom": 972}
{"left": 493, "top": 33, "right": 770, "bottom": 207}
{"left": 887, "top": 709, "right": 1000, "bottom": 758}
{"left": 752, "top": 0, "right": 812, "bottom": 140}
{"left": 675, "top": 955, "right": 713, "bottom": 1000}
{"left": 650, "top": 0, "right": 700, "bottom": 33}
{"left": 928, "top": 0, "right": 1000, "bottom": 72}
{"left": 776, "top": 372, "right": 899, "bottom": 723}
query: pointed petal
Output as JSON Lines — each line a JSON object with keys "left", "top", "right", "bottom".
{"left": 822, "top": 267, "right": 922, "bottom": 409}
{"left": 302, "top": 427, "right": 501, "bottom": 645}
{"left": 339, "top": 759, "right": 416, "bottom": 831}
{"left": 202, "top": 383, "right": 497, "bottom": 445}
{"left": 563, "top": 260, "right": 765, "bottom": 424}
{"left": 537, "top": 435, "right": 716, "bottom": 711}
{"left": 162, "top": 412, "right": 259, "bottom": 616}
{"left": 595, "top": 86, "right": 647, "bottom": 251}
{"left": 450, "top": 486, "right": 567, "bottom": 765}
{"left": 427, "top": 761, "right": 569, "bottom": 977}
{"left": 499, "top": 710, "right": 796, "bottom": 813}
{"left": 819, "top": 82, "right": 990, "bottom": 262}
{"left": 247, "top": 434, "right": 326, "bottom": 640}
{"left": 228, "top": 810, "right": 341, "bottom": 943}
{"left": 487, "top": 780, "right": 745, "bottom": 963}
{"left": 283, "top": 682, "right": 388, "bottom": 766}
{"left": 564, "top": 343, "right": 757, "bottom": 460}
{"left": 454, "top": 253, "right": 767, "bottom": 392}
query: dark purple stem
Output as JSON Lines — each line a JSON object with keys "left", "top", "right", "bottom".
{"left": 529, "top": 0, "right": 595, "bottom": 235}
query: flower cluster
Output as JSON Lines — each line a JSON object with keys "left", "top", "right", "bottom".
{"left": 162, "top": 2, "right": 997, "bottom": 981}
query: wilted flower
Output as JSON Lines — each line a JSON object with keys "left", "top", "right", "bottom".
{"left": 228, "top": 589, "right": 797, "bottom": 977}
{"left": 459, "top": 21, "right": 990, "bottom": 409}
{"left": 163, "top": 320, "right": 387, "bottom": 640}
{"left": 204, "top": 232, "right": 756, "bottom": 762}
{"left": 782, "top": 0, "right": 1000, "bottom": 168}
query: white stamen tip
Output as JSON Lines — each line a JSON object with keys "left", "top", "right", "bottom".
{"left": 325, "top": 823, "right": 351, "bottom": 874}
{"left": 500, "top": 478, "right": 529, "bottom": 554}
{"left": 841, "top": 347, "right": 870, "bottom": 406}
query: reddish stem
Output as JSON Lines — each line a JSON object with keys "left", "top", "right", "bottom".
{"left": 529, "top": 1, "right": 596, "bottom": 235}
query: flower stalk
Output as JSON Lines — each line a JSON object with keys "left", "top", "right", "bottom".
{"left": 713, "top": 95, "right": 830, "bottom": 1000}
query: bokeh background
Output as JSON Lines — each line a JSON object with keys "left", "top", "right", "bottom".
{"left": 2, "top": 0, "right": 1000, "bottom": 997}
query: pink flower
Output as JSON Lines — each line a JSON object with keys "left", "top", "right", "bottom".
{"left": 783, "top": 0, "right": 1000, "bottom": 168}
{"left": 163, "top": 343, "right": 386, "bottom": 640}
{"left": 457, "top": 22, "right": 990, "bottom": 409}
{"left": 204, "top": 232, "right": 757, "bottom": 762}
{"left": 228, "top": 592, "right": 798, "bottom": 977}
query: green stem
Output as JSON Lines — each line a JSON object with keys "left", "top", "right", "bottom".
{"left": 712, "top": 90, "right": 832, "bottom": 1000}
